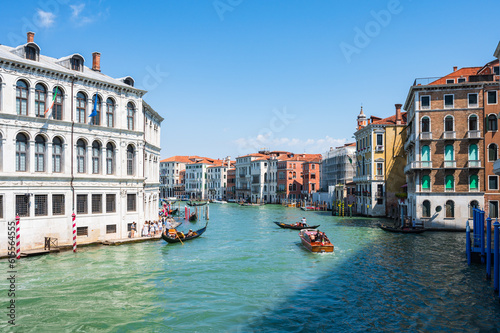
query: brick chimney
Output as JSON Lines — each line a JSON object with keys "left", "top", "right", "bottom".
{"left": 27, "top": 32, "right": 35, "bottom": 43}
{"left": 453, "top": 66, "right": 457, "bottom": 72}
{"left": 92, "top": 52, "right": 101, "bottom": 72}
{"left": 395, "top": 103, "right": 402, "bottom": 125}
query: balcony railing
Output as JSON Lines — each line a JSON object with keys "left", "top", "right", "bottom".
{"left": 404, "top": 133, "right": 415, "bottom": 150}
{"left": 467, "top": 160, "right": 481, "bottom": 168}
{"left": 375, "top": 145, "right": 385, "bottom": 152}
{"left": 443, "top": 131, "right": 456, "bottom": 139}
{"left": 443, "top": 160, "right": 457, "bottom": 168}
{"left": 353, "top": 175, "right": 372, "bottom": 182}
{"left": 374, "top": 175, "right": 384, "bottom": 181}
{"left": 404, "top": 161, "right": 433, "bottom": 173}
{"left": 420, "top": 132, "right": 432, "bottom": 140}
{"left": 239, "top": 174, "right": 246, "bottom": 178}
{"left": 467, "top": 130, "right": 481, "bottom": 139}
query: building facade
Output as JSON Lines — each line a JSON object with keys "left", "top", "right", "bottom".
{"left": 0, "top": 32, "right": 162, "bottom": 254}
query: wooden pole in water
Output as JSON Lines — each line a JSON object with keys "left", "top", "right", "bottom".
{"left": 72, "top": 212, "right": 77, "bottom": 252}
{"left": 466, "top": 221, "right": 471, "bottom": 266}
{"left": 15, "top": 214, "right": 20, "bottom": 259}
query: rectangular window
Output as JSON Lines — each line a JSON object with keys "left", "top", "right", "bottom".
{"left": 106, "top": 194, "right": 116, "bottom": 213}
{"left": 490, "top": 201, "right": 499, "bottom": 219}
{"left": 494, "top": 66, "right": 500, "bottom": 75}
{"left": 311, "top": 173, "right": 316, "bottom": 179}
{"left": 92, "top": 194, "right": 102, "bottom": 213}
{"left": 457, "top": 78, "right": 466, "bottom": 83}
{"left": 77, "top": 226, "right": 88, "bottom": 236}
{"left": 127, "top": 223, "right": 133, "bottom": 232}
{"left": 376, "top": 134, "right": 383, "bottom": 146}
{"left": 421, "top": 96, "right": 430, "bottom": 110}
{"left": 0, "top": 195, "right": 3, "bottom": 218}
{"left": 16, "top": 195, "right": 29, "bottom": 217}
{"left": 468, "top": 93, "right": 478, "bottom": 108}
{"left": 444, "top": 95, "right": 454, "bottom": 108}
{"left": 34, "top": 194, "right": 48, "bottom": 216}
{"left": 376, "top": 163, "right": 383, "bottom": 175}
{"left": 446, "top": 79, "right": 454, "bottom": 84}
{"left": 489, "top": 176, "right": 499, "bottom": 190}
{"left": 488, "top": 91, "right": 497, "bottom": 105}
{"left": 52, "top": 194, "right": 65, "bottom": 215}
{"left": 127, "top": 193, "right": 136, "bottom": 212}
{"left": 76, "top": 194, "right": 88, "bottom": 214}
{"left": 106, "top": 224, "right": 117, "bottom": 234}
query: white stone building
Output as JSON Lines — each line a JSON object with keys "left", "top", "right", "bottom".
{"left": 207, "top": 159, "right": 231, "bottom": 200}
{"left": 0, "top": 32, "right": 162, "bottom": 255}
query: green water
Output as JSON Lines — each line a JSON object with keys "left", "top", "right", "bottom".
{"left": 2, "top": 204, "right": 500, "bottom": 332}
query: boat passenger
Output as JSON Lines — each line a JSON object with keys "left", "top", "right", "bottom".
{"left": 186, "top": 229, "right": 194, "bottom": 237}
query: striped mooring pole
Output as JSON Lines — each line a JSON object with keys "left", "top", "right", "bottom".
{"left": 72, "top": 212, "right": 77, "bottom": 252}
{"left": 15, "top": 214, "right": 20, "bottom": 259}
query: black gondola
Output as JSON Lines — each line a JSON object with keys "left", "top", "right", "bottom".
{"left": 168, "top": 208, "right": 179, "bottom": 215}
{"left": 187, "top": 201, "right": 208, "bottom": 207}
{"left": 274, "top": 221, "right": 320, "bottom": 230}
{"left": 189, "top": 213, "right": 198, "bottom": 222}
{"left": 379, "top": 224, "right": 426, "bottom": 234}
{"left": 161, "top": 224, "right": 208, "bottom": 243}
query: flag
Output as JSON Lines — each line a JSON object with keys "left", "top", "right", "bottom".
{"left": 44, "top": 87, "right": 58, "bottom": 117}
{"left": 347, "top": 156, "right": 352, "bottom": 164}
{"left": 89, "top": 94, "right": 98, "bottom": 118}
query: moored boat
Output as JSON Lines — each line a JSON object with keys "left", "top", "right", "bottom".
{"left": 274, "top": 222, "right": 320, "bottom": 230}
{"left": 379, "top": 224, "right": 426, "bottom": 234}
{"left": 299, "top": 229, "right": 334, "bottom": 253}
{"left": 187, "top": 201, "right": 209, "bottom": 207}
{"left": 189, "top": 213, "right": 198, "bottom": 222}
{"left": 239, "top": 203, "right": 265, "bottom": 206}
{"left": 161, "top": 223, "right": 208, "bottom": 244}
{"left": 212, "top": 200, "right": 228, "bottom": 204}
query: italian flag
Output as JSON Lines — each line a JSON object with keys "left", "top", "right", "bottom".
{"left": 44, "top": 87, "right": 58, "bottom": 117}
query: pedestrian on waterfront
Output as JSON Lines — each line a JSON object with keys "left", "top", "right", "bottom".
{"left": 131, "top": 222, "right": 137, "bottom": 238}
{"left": 158, "top": 221, "right": 163, "bottom": 235}
{"left": 142, "top": 223, "right": 149, "bottom": 237}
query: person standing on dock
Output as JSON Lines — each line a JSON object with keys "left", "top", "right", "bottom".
{"left": 131, "top": 222, "right": 137, "bottom": 238}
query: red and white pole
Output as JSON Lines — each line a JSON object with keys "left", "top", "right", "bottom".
{"left": 15, "top": 215, "right": 20, "bottom": 259}
{"left": 72, "top": 212, "right": 77, "bottom": 252}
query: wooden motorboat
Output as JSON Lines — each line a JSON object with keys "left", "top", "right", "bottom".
{"left": 189, "top": 213, "right": 198, "bottom": 222}
{"left": 212, "top": 200, "right": 227, "bottom": 204}
{"left": 274, "top": 222, "right": 320, "bottom": 230}
{"left": 161, "top": 224, "right": 207, "bottom": 244}
{"left": 299, "top": 229, "right": 334, "bottom": 253}
{"left": 379, "top": 224, "right": 426, "bottom": 234}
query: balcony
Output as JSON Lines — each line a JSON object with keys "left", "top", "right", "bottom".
{"left": 374, "top": 175, "right": 384, "bottom": 181}
{"left": 239, "top": 174, "right": 246, "bottom": 178}
{"left": 467, "top": 130, "right": 481, "bottom": 139}
{"left": 443, "top": 131, "right": 456, "bottom": 140}
{"left": 443, "top": 160, "right": 457, "bottom": 168}
{"left": 353, "top": 175, "right": 372, "bottom": 182}
{"left": 375, "top": 145, "right": 385, "bottom": 152}
{"left": 404, "top": 133, "right": 415, "bottom": 150}
{"left": 467, "top": 160, "right": 481, "bottom": 168}
{"left": 420, "top": 132, "right": 432, "bottom": 140}
{"left": 404, "top": 161, "right": 433, "bottom": 173}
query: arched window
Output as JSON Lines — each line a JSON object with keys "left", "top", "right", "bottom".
{"left": 470, "top": 174, "right": 478, "bottom": 191}
{"left": 34, "top": 135, "right": 46, "bottom": 172}
{"left": 106, "top": 143, "right": 114, "bottom": 175}
{"left": 469, "top": 144, "right": 478, "bottom": 161}
{"left": 0, "top": 133, "right": 3, "bottom": 171}
{"left": 421, "top": 117, "right": 430, "bottom": 133}
{"left": 445, "top": 145, "right": 454, "bottom": 161}
{"left": 127, "top": 145, "right": 135, "bottom": 175}
{"left": 288, "top": 183, "right": 292, "bottom": 191}
{"left": 106, "top": 98, "right": 114, "bottom": 128}
{"left": 445, "top": 175, "right": 454, "bottom": 192}
{"left": 52, "top": 137, "right": 63, "bottom": 173}
{"left": 25, "top": 45, "right": 37, "bottom": 60}
{"left": 489, "top": 144, "right": 498, "bottom": 162}
{"left": 16, "top": 80, "right": 29, "bottom": 116}
{"left": 445, "top": 200, "right": 455, "bottom": 218}
{"left": 34, "top": 84, "right": 46, "bottom": 117}
{"left": 470, "top": 200, "right": 480, "bottom": 218}
{"left": 92, "top": 95, "right": 102, "bottom": 126}
{"left": 16, "top": 133, "right": 28, "bottom": 171}
{"left": 469, "top": 115, "right": 478, "bottom": 131}
{"left": 52, "top": 87, "right": 63, "bottom": 120}
{"left": 92, "top": 141, "right": 101, "bottom": 174}
{"left": 488, "top": 114, "right": 498, "bottom": 132}
{"left": 76, "top": 139, "right": 86, "bottom": 173}
{"left": 127, "top": 103, "right": 135, "bottom": 130}
{"left": 421, "top": 145, "right": 430, "bottom": 164}
{"left": 444, "top": 115, "right": 454, "bottom": 132}
{"left": 76, "top": 92, "right": 87, "bottom": 123}
{"left": 422, "top": 175, "right": 430, "bottom": 190}
{"left": 422, "top": 200, "right": 431, "bottom": 218}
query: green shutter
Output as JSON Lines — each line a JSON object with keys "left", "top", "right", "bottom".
{"left": 422, "top": 145, "right": 430, "bottom": 161}
{"left": 446, "top": 175, "right": 454, "bottom": 190}
{"left": 470, "top": 175, "right": 478, "bottom": 189}
{"left": 422, "top": 175, "right": 430, "bottom": 189}
{"left": 445, "top": 145, "right": 454, "bottom": 161}
{"left": 469, "top": 144, "right": 478, "bottom": 161}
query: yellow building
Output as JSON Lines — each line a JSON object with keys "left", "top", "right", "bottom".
{"left": 353, "top": 105, "right": 407, "bottom": 217}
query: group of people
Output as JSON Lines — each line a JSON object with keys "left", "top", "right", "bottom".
{"left": 310, "top": 231, "right": 330, "bottom": 244}
{"left": 142, "top": 220, "right": 163, "bottom": 237}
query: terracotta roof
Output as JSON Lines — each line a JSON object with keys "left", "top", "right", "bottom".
{"left": 429, "top": 67, "right": 482, "bottom": 85}
{"left": 160, "top": 155, "right": 202, "bottom": 163}
{"left": 237, "top": 153, "right": 267, "bottom": 159}
{"left": 371, "top": 112, "right": 407, "bottom": 126}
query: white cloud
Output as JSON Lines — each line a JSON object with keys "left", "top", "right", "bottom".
{"left": 70, "top": 4, "right": 85, "bottom": 18}
{"left": 234, "top": 134, "right": 347, "bottom": 156}
{"left": 37, "top": 9, "right": 55, "bottom": 28}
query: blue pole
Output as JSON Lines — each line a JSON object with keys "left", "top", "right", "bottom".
{"left": 494, "top": 220, "right": 499, "bottom": 293}
{"left": 466, "top": 220, "right": 471, "bottom": 266}
{"left": 473, "top": 209, "right": 478, "bottom": 247}
{"left": 480, "top": 210, "right": 485, "bottom": 264}
{"left": 487, "top": 217, "right": 492, "bottom": 279}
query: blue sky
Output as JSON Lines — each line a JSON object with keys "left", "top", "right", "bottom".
{"left": 1, "top": 0, "right": 500, "bottom": 160}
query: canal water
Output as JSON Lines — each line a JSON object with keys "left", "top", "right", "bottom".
{"left": 2, "top": 204, "right": 500, "bottom": 332}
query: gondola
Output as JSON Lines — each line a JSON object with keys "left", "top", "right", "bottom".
{"left": 187, "top": 201, "right": 208, "bottom": 207}
{"left": 274, "top": 221, "right": 320, "bottom": 230}
{"left": 379, "top": 224, "right": 426, "bottom": 234}
{"left": 161, "top": 223, "right": 208, "bottom": 244}
{"left": 189, "top": 213, "right": 198, "bottom": 222}
{"left": 168, "top": 208, "right": 179, "bottom": 215}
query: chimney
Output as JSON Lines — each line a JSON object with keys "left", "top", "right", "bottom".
{"left": 27, "top": 32, "right": 35, "bottom": 43}
{"left": 92, "top": 52, "right": 101, "bottom": 72}
{"left": 453, "top": 66, "right": 457, "bottom": 72}
{"left": 395, "top": 104, "right": 402, "bottom": 125}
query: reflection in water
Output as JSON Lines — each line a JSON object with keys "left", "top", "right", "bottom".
{"left": 2, "top": 205, "right": 499, "bottom": 332}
